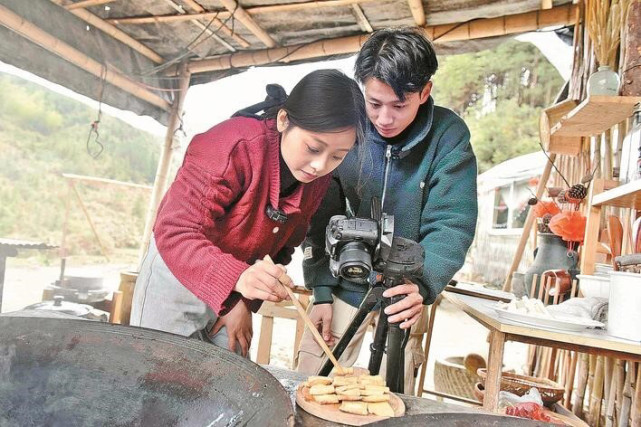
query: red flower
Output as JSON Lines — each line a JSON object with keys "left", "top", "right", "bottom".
{"left": 532, "top": 200, "right": 561, "bottom": 218}
{"left": 549, "top": 211, "right": 587, "bottom": 243}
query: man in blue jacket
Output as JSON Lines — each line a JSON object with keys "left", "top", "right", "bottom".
{"left": 296, "top": 27, "right": 478, "bottom": 394}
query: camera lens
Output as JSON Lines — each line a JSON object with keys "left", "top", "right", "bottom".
{"left": 338, "top": 242, "right": 372, "bottom": 280}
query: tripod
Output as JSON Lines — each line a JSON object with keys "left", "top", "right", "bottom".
{"left": 318, "top": 236, "right": 424, "bottom": 394}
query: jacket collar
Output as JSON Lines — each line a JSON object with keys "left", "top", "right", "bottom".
{"left": 265, "top": 119, "right": 304, "bottom": 214}
{"left": 369, "top": 96, "right": 434, "bottom": 153}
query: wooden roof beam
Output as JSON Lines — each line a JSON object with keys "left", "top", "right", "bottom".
{"left": 407, "top": 0, "right": 425, "bottom": 26}
{"left": 244, "top": 0, "right": 377, "bottom": 15}
{"left": 188, "top": 3, "right": 577, "bottom": 74}
{"left": 351, "top": 4, "right": 373, "bottom": 33}
{"left": 217, "top": 0, "right": 277, "bottom": 48}
{"left": 66, "top": 0, "right": 116, "bottom": 10}
{"left": 0, "top": 3, "right": 171, "bottom": 111}
{"left": 107, "top": 1, "right": 381, "bottom": 24}
{"left": 51, "top": 0, "right": 164, "bottom": 64}
{"left": 179, "top": 0, "right": 250, "bottom": 49}
{"left": 162, "top": 0, "right": 236, "bottom": 53}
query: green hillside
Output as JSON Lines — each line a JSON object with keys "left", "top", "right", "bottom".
{"left": 0, "top": 73, "right": 161, "bottom": 261}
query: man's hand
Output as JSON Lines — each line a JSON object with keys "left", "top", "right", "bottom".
{"left": 234, "top": 260, "right": 290, "bottom": 302}
{"left": 383, "top": 280, "right": 424, "bottom": 329}
{"left": 210, "top": 299, "right": 253, "bottom": 357}
{"left": 309, "top": 303, "right": 334, "bottom": 345}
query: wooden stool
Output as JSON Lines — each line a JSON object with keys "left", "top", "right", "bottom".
{"left": 256, "top": 286, "right": 311, "bottom": 367}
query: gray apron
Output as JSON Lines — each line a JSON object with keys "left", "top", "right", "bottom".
{"left": 130, "top": 237, "right": 240, "bottom": 353}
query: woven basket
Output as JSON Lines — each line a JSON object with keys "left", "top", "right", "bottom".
{"left": 433, "top": 356, "right": 478, "bottom": 400}
{"left": 476, "top": 369, "right": 564, "bottom": 405}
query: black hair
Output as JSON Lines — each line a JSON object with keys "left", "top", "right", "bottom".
{"left": 354, "top": 27, "right": 438, "bottom": 101}
{"left": 280, "top": 69, "right": 366, "bottom": 147}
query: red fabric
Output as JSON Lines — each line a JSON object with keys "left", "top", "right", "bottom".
{"left": 153, "top": 117, "right": 331, "bottom": 314}
{"left": 549, "top": 211, "right": 587, "bottom": 243}
{"left": 532, "top": 200, "right": 560, "bottom": 218}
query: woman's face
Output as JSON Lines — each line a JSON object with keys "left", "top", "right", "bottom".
{"left": 277, "top": 110, "right": 356, "bottom": 183}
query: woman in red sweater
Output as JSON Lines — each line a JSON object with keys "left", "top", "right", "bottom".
{"left": 130, "top": 69, "right": 366, "bottom": 357}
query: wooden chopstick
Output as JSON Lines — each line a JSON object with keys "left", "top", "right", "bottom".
{"left": 263, "top": 255, "right": 345, "bottom": 375}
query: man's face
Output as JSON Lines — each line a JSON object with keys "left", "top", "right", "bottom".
{"left": 363, "top": 78, "right": 432, "bottom": 138}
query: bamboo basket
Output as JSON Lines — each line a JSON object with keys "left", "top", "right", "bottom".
{"left": 433, "top": 356, "right": 479, "bottom": 400}
{"left": 477, "top": 369, "right": 565, "bottom": 405}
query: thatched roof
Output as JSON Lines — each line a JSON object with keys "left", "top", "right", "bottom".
{"left": 0, "top": 0, "right": 577, "bottom": 124}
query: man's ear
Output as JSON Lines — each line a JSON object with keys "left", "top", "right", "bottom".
{"left": 276, "top": 109, "right": 289, "bottom": 132}
{"left": 419, "top": 81, "right": 433, "bottom": 104}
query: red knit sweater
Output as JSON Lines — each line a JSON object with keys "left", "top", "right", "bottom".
{"left": 154, "top": 117, "right": 331, "bottom": 314}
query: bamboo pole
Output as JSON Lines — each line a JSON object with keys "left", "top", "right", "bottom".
{"left": 574, "top": 353, "right": 590, "bottom": 418}
{"left": 62, "top": 173, "right": 152, "bottom": 190}
{"left": 70, "top": 182, "right": 110, "bottom": 261}
{"left": 565, "top": 352, "right": 579, "bottom": 409}
{"left": 179, "top": 0, "right": 250, "bottom": 49}
{"left": 0, "top": 4, "right": 171, "bottom": 111}
{"left": 189, "top": 4, "right": 577, "bottom": 74}
{"left": 50, "top": 0, "right": 164, "bottom": 63}
{"left": 633, "top": 364, "right": 641, "bottom": 427}
{"left": 606, "top": 357, "right": 616, "bottom": 422}
{"left": 503, "top": 153, "right": 557, "bottom": 292}
{"left": 608, "top": 360, "right": 625, "bottom": 427}
{"left": 66, "top": 0, "right": 116, "bottom": 10}
{"left": 617, "top": 360, "right": 627, "bottom": 426}
{"left": 351, "top": 4, "right": 373, "bottom": 33}
{"left": 621, "top": 362, "right": 635, "bottom": 427}
{"left": 218, "top": 0, "right": 276, "bottom": 48}
{"left": 588, "top": 355, "right": 602, "bottom": 426}
{"left": 138, "top": 62, "right": 191, "bottom": 264}
{"left": 407, "top": 0, "right": 426, "bottom": 26}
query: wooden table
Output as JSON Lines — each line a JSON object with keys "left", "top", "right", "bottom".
{"left": 442, "top": 291, "right": 641, "bottom": 412}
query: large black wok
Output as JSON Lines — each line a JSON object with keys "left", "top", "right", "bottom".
{"left": 0, "top": 315, "right": 294, "bottom": 426}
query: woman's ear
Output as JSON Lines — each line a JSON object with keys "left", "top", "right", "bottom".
{"left": 276, "top": 109, "right": 289, "bottom": 132}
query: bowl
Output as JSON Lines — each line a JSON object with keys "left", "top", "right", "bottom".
{"left": 576, "top": 274, "right": 610, "bottom": 299}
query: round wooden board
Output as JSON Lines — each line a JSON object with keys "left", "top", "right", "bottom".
{"left": 295, "top": 384, "right": 405, "bottom": 426}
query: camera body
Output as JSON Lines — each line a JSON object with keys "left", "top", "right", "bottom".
{"left": 325, "top": 212, "right": 394, "bottom": 283}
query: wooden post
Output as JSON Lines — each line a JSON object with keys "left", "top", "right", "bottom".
{"left": 417, "top": 296, "right": 440, "bottom": 397}
{"left": 581, "top": 178, "right": 606, "bottom": 275}
{"left": 138, "top": 62, "right": 191, "bottom": 265}
{"left": 503, "top": 154, "right": 557, "bottom": 291}
{"left": 483, "top": 331, "right": 506, "bottom": 412}
{"left": 257, "top": 314, "right": 274, "bottom": 365}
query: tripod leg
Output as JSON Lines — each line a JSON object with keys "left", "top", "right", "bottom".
{"left": 386, "top": 323, "right": 409, "bottom": 393}
{"left": 368, "top": 310, "right": 389, "bottom": 375}
{"left": 318, "top": 287, "right": 381, "bottom": 376}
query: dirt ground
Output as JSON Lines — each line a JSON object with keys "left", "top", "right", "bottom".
{"left": 1, "top": 255, "right": 529, "bottom": 396}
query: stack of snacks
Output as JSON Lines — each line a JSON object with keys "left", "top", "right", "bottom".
{"left": 301, "top": 372, "right": 395, "bottom": 418}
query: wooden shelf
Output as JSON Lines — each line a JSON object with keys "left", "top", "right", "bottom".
{"left": 591, "top": 179, "right": 641, "bottom": 209}
{"left": 551, "top": 95, "right": 641, "bottom": 137}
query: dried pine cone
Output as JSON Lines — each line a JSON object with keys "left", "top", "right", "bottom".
{"left": 567, "top": 184, "right": 587, "bottom": 202}
{"left": 538, "top": 213, "right": 553, "bottom": 233}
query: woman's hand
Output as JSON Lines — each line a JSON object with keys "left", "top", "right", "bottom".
{"left": 234, "top": 260, "right": 290, "bottom": 302}
{"left": 210, "top": 299, "right": 253, "bottom": 357}
{"left": 309, "top": 303, "right": 334, "bottom": 345}
{"left": 383, "top": 280, "right": 424, "bottom": 329}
